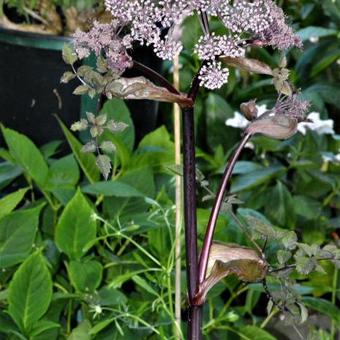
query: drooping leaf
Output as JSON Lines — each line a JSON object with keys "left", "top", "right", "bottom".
{"left": 195, "top": 242, "right": 267, "bottom": 305}
{"left": 8, "top": 252, "right": 52, "bottom": 334}
{"left": 55, "top": 189, "right": 97, "bottom": 260}
{"left": 220, "top": 56, "right": 273, "bottom": 75}
{"left": 96, "top": 154, "right": 112, "bottom": 180}
{"left": 0, "top": 205, "right": 43, "bottom": 268}
{"left": 105, "top": 76, "right": 192, "bottom": 107}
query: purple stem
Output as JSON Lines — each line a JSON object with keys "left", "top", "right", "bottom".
{"left": 182, "top": 105, "right": 199, "bottom": 304}
{"left": 198, "top": 133, "right": 251, "bottom": 284}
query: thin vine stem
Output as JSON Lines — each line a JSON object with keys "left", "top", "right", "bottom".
{"left": 198, "top": 133, "right": 251, "bottom": 285}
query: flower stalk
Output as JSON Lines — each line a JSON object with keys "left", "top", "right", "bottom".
{"left": 198, "top": 133, "right": 252, "bottom": 285}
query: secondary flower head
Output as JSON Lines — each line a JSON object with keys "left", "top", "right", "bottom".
{"left": 246, "top": 95, "right": 310, "bottom": 139}
{"left": 73, "top": 21, "right": 133, "bottom": 74}
{"left": 199, "top": 60, "right": 230, "bottom": 90}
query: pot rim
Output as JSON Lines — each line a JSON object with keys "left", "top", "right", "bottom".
{"left": 0, "top": 26, "right": 72, "bottom": 51}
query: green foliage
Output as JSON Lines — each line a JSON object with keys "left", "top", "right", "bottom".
{"left": 55, "top": 189, "right": 97, "bottom": 260}
{"left": 8, "top": 252, "right": 53, "bottom": 335}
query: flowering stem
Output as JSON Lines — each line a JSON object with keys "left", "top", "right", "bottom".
{"left": 198, "top": 133, "right": 251, "bottom": 285}
{"left": 182, "top": 105, "right": 199, "bottom": 304}
{"left": 182, "top": 103, "right": 202, "bottom": 340}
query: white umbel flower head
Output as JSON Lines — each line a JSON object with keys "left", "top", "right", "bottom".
{"left": 198, "top": 60, "right": 229, "bottom": 90}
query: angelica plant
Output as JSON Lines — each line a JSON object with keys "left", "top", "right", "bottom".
{"left": 61, "top": 1, "right": 340, "bottom": 339}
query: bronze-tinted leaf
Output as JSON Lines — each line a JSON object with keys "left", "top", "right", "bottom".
{"left": 195, "top": 243, "right": 267, "bottom": 305}
{"left": 220, "top": 57, "right": 273, "bottom": 76}
{"left": 105, "top": 77, "right": 192, "bottom": 107}
{"left": 96, "top": 155, "right": 111, "bottom": 181}
{"left": 246, "top": 112, "right": 298, "bottom": 140}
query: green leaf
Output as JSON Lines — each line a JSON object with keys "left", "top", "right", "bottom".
{"left": 60, "top": 71, "right": 76, "bottom": 84}
{"left": 8, "top": 252, "right": 52, "bottom": 335}
{"left": 62, "top": 44, "right": 77, "bottom": 65}
{"left": 82, "top": 181, "right": 144, "bottom": 197}
{"left": 67, "top": 260, "right": 103, "bottom": 292}
{"left": 265, "top": 181, "right": 296, "bottom": 228}
{"left": 1, "top": 126, "right": 48, "bottom": 187}
{"left": 231, "top": 166, "right": 285, "bottom": 193}
{"left": 296, "top": 26, "right": 338, "bottom": 41}
{"left": 233, "top": 161, "right": 263, "bottom": 175}
{"left": 0, "top": 162, "right": 22, "bottom": 189}
{"left": 98, "top": 287, "right": 127, "bottom": 306}
{"left": 205, "top": 93, "right": 237, "bottom": 152}
{"left": 303, "top": 297, "right": 340, "bottom": 323}
{"left": 45, "top": 155, "right": 79, "bottom": 190}
{"left": 57, "top": 117, "right": 100, "bottom": 183}
{"left": 55, "top": 189, "right": 97, "bottom": 260}
{"left": 100, "top": 98, "right": 135, "bottom": 151}
{"left": 292, "top": 195, "right": 322, "bottom": 220}
{"left": 68, "top": 320, "right": 91, "bottom": 340}
{"left": 73, "top": 85, "right": 90, "bottom": 96}
{"left": 240, "top": 325, "right": 276, "bottom": 340}
{"left": 30, "top": 320, "right": 60, "bottom": 337}
{"left": 132, "top": 275, "right": 159, "bottom": 297}
{"left": 132, "top": 126, "right": 174, "bottom": 169}
{"left": 0, "top": 188, "right": 28, "bottom": 220}
{"left": 0, "top": 205, "right": 43, "bottom": 268}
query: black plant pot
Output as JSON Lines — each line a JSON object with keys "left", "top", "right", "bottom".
{"left": 0, "top": 28, "right": 80, "bottom": 146}
{"left": 0, "top": 27, "right": 162, "bottom": 147}
{"left": 123, "top": 44, "right": 163, "bottom": 144}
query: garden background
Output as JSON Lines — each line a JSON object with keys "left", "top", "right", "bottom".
{"left": 0, "top": 0, "right": 339, "bottom": 339}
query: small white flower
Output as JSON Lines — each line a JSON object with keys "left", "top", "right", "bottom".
{"left": 90, "top": 304, "right": 103, "bottom": 319}
{"left": 226, "top": 112, "right": 249, "bottom": 128}
{"left": 309, "top": 36, "right": 319, "bottom": 43}
{"left": 226, "top": 104, "right": 268, "bottom": 129}
{"left": 297, "top": 112, "right": 335, "bottom": 135}
{"left": 322, "top": 152, "right": 340, "bottom": 163}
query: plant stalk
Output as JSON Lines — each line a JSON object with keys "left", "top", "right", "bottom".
{"left": 173, "top": 54, "right": 183, "bottom": 338}
{"left": 182, "top": 105, "right": 202, "bottom": 340}
{"left": 198, "top": 133, "right": 251, "bottom": 284}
